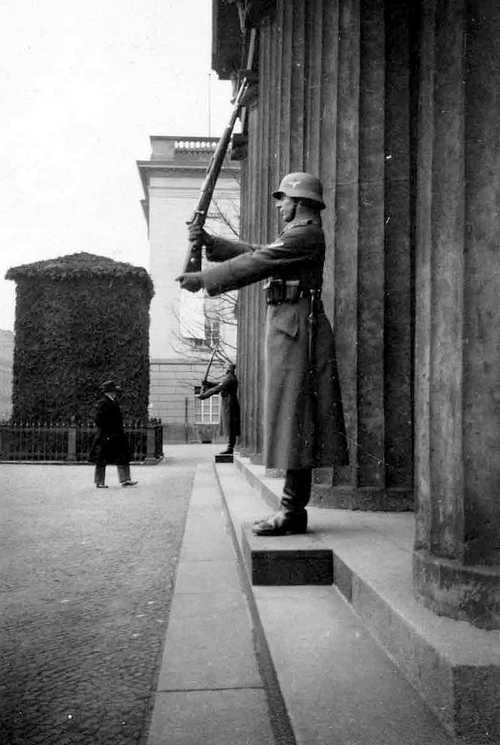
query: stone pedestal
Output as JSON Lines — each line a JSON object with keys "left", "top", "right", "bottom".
{"left": 215, "top": 453, "right": 233, "bottom": 464}
{"left": 413, "top": 0, "right": 500, "bottom": 629}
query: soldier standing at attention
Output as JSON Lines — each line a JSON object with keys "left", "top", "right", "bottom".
{"left": 198, "top": 363, "right": 241, "bottom": 456}
{"left": 176, "top": 172, "right": 348, "bottom": 535}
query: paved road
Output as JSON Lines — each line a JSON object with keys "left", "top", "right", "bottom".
{"left": 0, "top": 445, "right": 216, "bottom": 745}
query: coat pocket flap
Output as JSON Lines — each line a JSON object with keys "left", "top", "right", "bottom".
{"left": 273, "top": 307, "right": 299, "bottom": 339}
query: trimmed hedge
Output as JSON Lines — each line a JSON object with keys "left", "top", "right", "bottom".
{"left": 6, "top": 253, "right": 154, "bottom": 421}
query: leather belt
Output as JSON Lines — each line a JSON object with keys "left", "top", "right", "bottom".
{"left": 264, "top": 279, "right": 320, "bottom": 305}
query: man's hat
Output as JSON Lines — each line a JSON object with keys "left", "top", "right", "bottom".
{"left": 101, "top": 380, "right": 121, "bottom": 393}
{"left": 272, "top": 172, "right": 326, "bottom": 209}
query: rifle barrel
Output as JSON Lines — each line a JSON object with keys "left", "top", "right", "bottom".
{"left": 181, "top": 29, "right": 256, "bottom": 275}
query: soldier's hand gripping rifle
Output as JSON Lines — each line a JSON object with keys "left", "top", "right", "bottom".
{"left": 182, "top": 29, "right": 257, "bottom": 274}
{"left": 200, "top": 345, "right": 218, "bottom": 394}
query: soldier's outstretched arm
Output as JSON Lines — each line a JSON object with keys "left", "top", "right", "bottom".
{"left": 175, "top": 272, "right": 204, "bottom": 293}
{"left": 188, "top": 223, "right": 261, "bottom": 263}
{"left": 202, "top": 380, "right": 218, "bottom": 390}
{"left": 206, "top": 235, "right": 260, "bottom": 262}
{"left": 198, "top": 382, "right": 224, "bottom": 399}
{"left": 202, "top": 227, "right": 323, "bottom": 296}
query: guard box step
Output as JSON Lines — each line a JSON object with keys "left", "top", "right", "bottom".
{"left": 242, "top": 525, "right": 333, "bottom": 585}
{"left": 215, "top": 453, "right": 233, "bottom": 463}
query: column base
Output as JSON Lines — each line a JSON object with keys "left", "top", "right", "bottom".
{"left": 413, "top": 549, "right": 500, "bottom": 630}
{"left": 265, "top": 467, "right": 286, "bottom": 478}
{"left": 238, "top": 447, "right": 263, "bottom": 465}
{"left": 311, "top": 484, "right": 413, "bottom": 511}
{"left": 249, "top": 452, "right": 264, "bottom": 465}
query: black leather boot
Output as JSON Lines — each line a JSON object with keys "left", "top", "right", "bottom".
{"left": 252, "top": 509, "right": 307, "bottom": 535}
{"left": 252, "top": 468, "right": 312, "bottom": 536}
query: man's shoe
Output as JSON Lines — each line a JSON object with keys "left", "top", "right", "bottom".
{"left": 252, "top": 511, "right": 307, "bottom": 536}
{"left": 96, "top": 484, "right": 108, "bottom": 489}
{"left": 218, "top": 448, "right": 233, "bottom": 455}
{"left": 121, "top": 480, "right": 138, "bottom": 487}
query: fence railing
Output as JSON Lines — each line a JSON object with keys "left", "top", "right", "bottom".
{"left": 0, "top": 419, "right": 163, "bottom": 463}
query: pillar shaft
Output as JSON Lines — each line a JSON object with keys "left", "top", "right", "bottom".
{"left": 357, "top": 0, "right": 385, "bottom": 488}
{"left": 413, "top": 0, "right": 500, "bottom": 628}
{"left": 328, "top": 0, "right": 414, "bottom": 508}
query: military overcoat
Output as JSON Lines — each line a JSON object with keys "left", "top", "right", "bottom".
{"left": 200, "top": 218, "right": 348, "bottom": 470}
{"left": 199, "top": 371, "right": 241, "bottom": 440}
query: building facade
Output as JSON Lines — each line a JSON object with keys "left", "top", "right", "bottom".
{"left": 211, "top": 0, "right": 500, "bottom": 634}
{"left": 137, "top": 136, "right": 240, "bottom": 442}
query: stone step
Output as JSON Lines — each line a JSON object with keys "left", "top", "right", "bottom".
{"left": 214, "top": 456, "right": 500, "bottom": 745}
{"left": 242, "top": 526, "right": 333, "bottom": 585}
{"left": 215, "top": 453, "right": 234, "bottom": 463}
{"left": 253, "top": 584, "right": 457, "bottom": 745}
{"left": 147, "top": 460, "right": 279, "bottom": 745}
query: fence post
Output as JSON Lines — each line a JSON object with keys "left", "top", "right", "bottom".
{"left": 67, "top": 423, "right": 77, "bottom": 461}
{"left": 145, "top": 421, "right": 157, "bottom": 464}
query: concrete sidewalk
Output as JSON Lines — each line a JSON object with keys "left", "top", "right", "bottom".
{"left": 146, "top": 451, "right": 293, "bottom": 745}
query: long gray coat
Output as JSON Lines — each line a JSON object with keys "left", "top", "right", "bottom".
{"left": 199, "top": 371, "right": 241, "bottom": 440}
{"left": 200, "top": 218, "right": 348, "bottom": 470}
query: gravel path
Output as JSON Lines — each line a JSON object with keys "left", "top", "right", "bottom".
{"left": 0, "top": 446, "right": 212, "bottom": 745}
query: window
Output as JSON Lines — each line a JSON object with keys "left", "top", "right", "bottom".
{"left": 193, "top": 387, "right": 220, "bottom": 424}
{"left": 204, "top": 317, "right": 220, "bottom": 348}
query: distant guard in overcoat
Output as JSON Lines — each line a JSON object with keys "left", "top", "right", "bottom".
{"left": 177, "top": 172, "right": 348, "bottom": 535}
{"left": 198, "top": 363, "right": 241, "bottom": 455}
{"left": 89, "top": 380, "right": 138, "bottom": 488}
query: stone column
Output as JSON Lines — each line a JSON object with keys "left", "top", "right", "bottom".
{"left": 329, "top": 0, "right": 361, "bottom": 493}
{"left": 314, "top": 0, "right": 414, "bottom": 510}
{"left": 355, "top": 0, "right": 386, "bottom": 493}
{"left": 413, "top": 0, "right": 500, "bottom": 629}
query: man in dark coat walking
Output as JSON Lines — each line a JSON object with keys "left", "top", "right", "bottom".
{"left": 198, "top": 363, "right": 241, "bottom": 455}
{"left": 177, "top": 172, "right": 348, "bottom": 535}
{"left": 89, "top": 380, "right": 138, "bottom": 488}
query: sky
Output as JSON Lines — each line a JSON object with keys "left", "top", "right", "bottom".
{"left": 0, "top": 0, "right": 233, "bottom": 331}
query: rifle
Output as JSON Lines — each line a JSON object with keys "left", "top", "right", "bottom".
{"left": 307, "top": 289, "right": 320, "bottom": 451}
{"left": 200, "top": 345, "right": 218, "bottom": 393}
{"left": 182, "top": 28, "right": 257, "bottom": 274}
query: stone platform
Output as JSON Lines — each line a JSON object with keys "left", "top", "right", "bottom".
{"left": 214, "top": 453, "right": 233, "bottom": 463}
{"left": 215, "top": 455, "right": 500, "bottom": 745}
{"left": 242, "top": 527, "right": 333, "bottom": 585}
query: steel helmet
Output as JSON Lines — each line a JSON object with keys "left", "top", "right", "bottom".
{"left": 272, "top": 172, "right": 326, "bottom": 210}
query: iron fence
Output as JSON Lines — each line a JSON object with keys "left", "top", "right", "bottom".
{"left": 0, "top": 419, "right": 163, "bottom": 463}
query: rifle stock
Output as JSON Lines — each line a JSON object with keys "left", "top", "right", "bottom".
{"left": 182, "top": 29, "right": 256, "bottom": 274}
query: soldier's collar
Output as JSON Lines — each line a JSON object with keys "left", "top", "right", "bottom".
{"left": 282, "top": 217, "right": 320, "bottom": 232}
